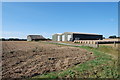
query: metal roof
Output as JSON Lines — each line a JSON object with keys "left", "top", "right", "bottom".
{"left": 63, "top": 32, "right": 102, "bottom": 35}
{"left": 27, "top": 35, "right": 46, "bottom": 39}
{"left": 52, "top": 33, "right": 62, "bottom": 35}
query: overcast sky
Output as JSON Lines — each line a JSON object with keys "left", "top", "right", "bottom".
{"left": 2, "top": 2, "right": 118, "bottom": 39}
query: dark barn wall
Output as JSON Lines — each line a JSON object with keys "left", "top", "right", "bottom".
{"left": 73, "top": 34, "right": 103, "bottom": 41}
{"left": 32, "top": 39, "right": 47, "bottom": 41}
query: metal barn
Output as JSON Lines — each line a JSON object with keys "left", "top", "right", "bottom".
{"left": 27, "top": 35, "right": 46, "bottom": 41}
{"left": 52, "top": 33, "right": 62, "bottom": 41}
{"left": 52, "top": 32, "right": 103, "bottom": 41}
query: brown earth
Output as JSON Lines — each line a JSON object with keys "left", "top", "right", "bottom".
{"left": 2, "top": 41, "right": 95, "bottom": 78}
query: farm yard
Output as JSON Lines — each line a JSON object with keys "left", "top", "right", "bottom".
{"left": 2, "top": 41, "right": 119, "bottom": 79}
{"left": 2, "top": 1, "right": 119, "bottom": 79}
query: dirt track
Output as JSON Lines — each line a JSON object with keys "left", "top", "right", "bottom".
{"left": 2, "top": 41, "right": 95, "bottom": 78}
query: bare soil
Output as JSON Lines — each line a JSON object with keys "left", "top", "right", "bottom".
{"left": 2, "top": 41, "right": 95, "bottom": 78}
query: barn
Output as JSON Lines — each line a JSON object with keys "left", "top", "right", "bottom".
{"left": 52, "top": 32, "right": 103, "bottom": 41}
{"left": 52, "top": 33, "right": 62, "bottom": 41}
{"left": 27, "top": 35, "right": 46, "bottom": 41}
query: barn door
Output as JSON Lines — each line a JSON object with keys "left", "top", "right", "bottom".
{"left": 57, "top": 35, "right": 60, "bottom": 41}
{"left": 67, "top": 35, "right": 72, "bottom": 41}
{"left": 62, "top": 35, "right": 65, "bottom": 41}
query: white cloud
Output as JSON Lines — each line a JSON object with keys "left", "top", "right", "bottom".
{"left": 1, "top": 31, "right": 26, "bottom": 39}
{"left": 1, "top": 31, "right": 52, "bottom": 39}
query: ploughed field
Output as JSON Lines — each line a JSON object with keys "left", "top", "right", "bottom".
{"left": 2, "top": 41, "right": 95, "bottom": 78}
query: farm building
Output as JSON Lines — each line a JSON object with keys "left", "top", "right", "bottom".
{"left": 27, "top": 35, "right": 46, "bottom": 41}
{"left": 52, "top": 32, "right": 103, "bottom": 41}
{"left": 52, "top": 33, "right": 62, "bottom": 41}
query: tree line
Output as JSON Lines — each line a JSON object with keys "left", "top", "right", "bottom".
{"left": 0, "top": 38, "right": 27, "bottom": 41}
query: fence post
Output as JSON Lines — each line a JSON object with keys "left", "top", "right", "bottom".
{"left": 114, "top": 41, "right": 116, "bottom": 47}
{"left": 96, "top": 42, "right": 99, "bottom": 48}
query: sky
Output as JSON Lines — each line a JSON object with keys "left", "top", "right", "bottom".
{"left": 2, "top": 2, "right": 118, "bottom": 39}
{"left": 2, "top": 0, "right": 120, "bottom": 2}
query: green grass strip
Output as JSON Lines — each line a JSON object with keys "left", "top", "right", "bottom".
{"left": 28, "top": 42, "right": 119, "bottom": 79}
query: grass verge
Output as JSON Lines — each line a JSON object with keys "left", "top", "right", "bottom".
{"left": 28, "top": 42, "right": 119, "bottom": 79}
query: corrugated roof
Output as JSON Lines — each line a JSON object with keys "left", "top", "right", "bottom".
{"left": 28, "top": 35, "right": 46, "bottom": 39}
{"left": 63, "top": 32, "right": 102, "bottom": 35}
{"left": 52, "top": 33, "right": 62, "bottom": 35}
